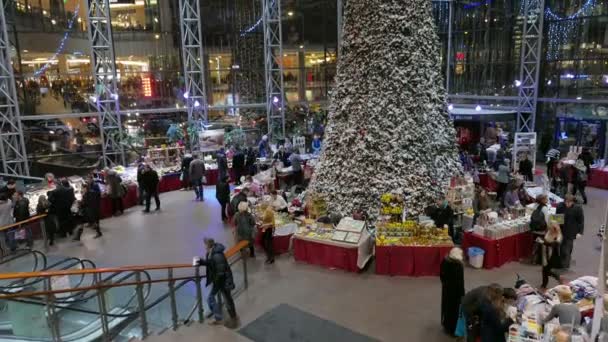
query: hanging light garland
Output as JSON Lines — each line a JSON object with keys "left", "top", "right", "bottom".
{"left": 34, "top": 2, "right": 81, "bottom": 77}
{"left": 240, "top": 0, "right": 274, "bottom": 37}
{"left": 545, "top": 0, "right": 596, "bottom": 61}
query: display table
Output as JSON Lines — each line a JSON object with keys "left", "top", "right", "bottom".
{"left": 99, "top": 184, "right": 138, "bottom": 219}
{"left": 461, "top": 231, "right": 533, "bottom": 269}
{"left": 478, "top": 173, "right": 498, "bottom": 192}
{"left": 158, "top": 173, "right": 183, "bottom": 193}
{"left": 375, "top": 245, "right": 452, "bottom": 277}
{"left": 255, "top": 223, "right": 297, "bottom": 256}
{"left": 589, "top": 168, "right": 608, "bottom": 189}
{"left": 293, "top": 230, "right": 373, "bottom": 273}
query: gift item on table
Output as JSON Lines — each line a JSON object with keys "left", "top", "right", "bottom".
{"left": 472, "top": 215, "right": 530, "bottom": 240}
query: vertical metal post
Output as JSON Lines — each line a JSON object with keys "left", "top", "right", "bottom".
{"left": 516, "top": 0, "right": 544, "bottom": 133}
{"left": 95, "top": 273, "right": 110, "bottom": 341}
{"left": 179, "top": 0, "right": 208, "bottom": 151}
{"left": 194, "top": 266, "right": 204, "bottom": 323}
{"left": 0, "top": 0, "right": 30, "bottom": 177}
{"left": 242, "top": 249, "right": 249, "bottom": 289}
{"left": 445, "top": 0, "right": 454, "bottom": 94}
{"left": 167, "top": 268, "right": 179, "bottom": 330}
{"left": 85, "top": 0, "right": 125, "bottom": 167}
{"left": 135, "top": 271, "right": 148, "bottom": 338}
{"left": 337, "top": 0, "right": 343, "bottom": 58}
{"left": 44, "top": 278, "right": 61, "bottom": 341}
{"left": 262, "top": 0, "right": 286, "bottom": 140}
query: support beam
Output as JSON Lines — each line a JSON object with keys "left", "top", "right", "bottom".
{"left": 516, "top": 0, "right": 544, "bottom": 133}
{"left": 0, "top": 0, "right": 29, "bottom": 176}
{"left": 262, "top": 0, "right": 286, "bottom": 140}
{"left": 179, "top": 0, "right": 208, "bottom": 151}
{"left": 86, "top": 0, "right": 125, "bottom": 167}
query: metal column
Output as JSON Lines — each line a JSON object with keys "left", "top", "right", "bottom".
{"left": 337, "top": 0, "right": 343, "bottom": 58}
{"left": 0, "top": 0, "right": 29, "bottom": 177}
{"left": 86, "top": 0, "right": 125, "bottom": 167}
{"left": 516, "top": 0, "right": 544, "bottom": 133}
{"left": 262, "top": 0, "right": 286, "bottom": 140}
{"left": 179, "top": 0, "right": 208, "bottom": 151}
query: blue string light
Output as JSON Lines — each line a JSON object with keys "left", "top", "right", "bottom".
{"left": 34, "top": 2, "right": 80, "bottom": 77}
{"left": 463, "top": 0, "right": 492, "bottom": 10}
{"left": 239, "top": 0, "right": 275, "bottom": 37}
{"left": 545, "top": 0, "right": 596, "bottom": 61}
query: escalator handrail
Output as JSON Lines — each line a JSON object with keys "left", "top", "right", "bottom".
{"left": 0, "top": 249, "right": 48, "bottom": 273}
{"left": 0, "top": 257, "right": 95, "bottom": 290}
{"left": 0, "top": 240, "right": 250, "bottom": 281}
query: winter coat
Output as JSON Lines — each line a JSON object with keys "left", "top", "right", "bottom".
{"left": 107, "top": 174, "right": 125, "bottom": 199}
{"left": 140, "top": 170, "right": 160, "bottom": 193}
{"left": 232, "top": 151, "right": 245, "bottom": 170}
{"left": 462, "top": 286, "right": 489, "bottom": 319}
{"left": 181, "top": 156, "right": 194, "bottom": 173}
{"left": 217, "top": 154, "right": 228, "bottom": 179}
{"left": 82, "top": 188, "right": 101, "bottom": 222}
{"left": 428, "top": 204, "right": 454, "bottom": 231}
{"left": 13, "top": 198, "right": 30, "bottom": 222}
{"left": 245, "top": 150, "right": 257, "bottom": 168}
{"left": 215, "top": 180, "right": 230, "bottom": 204}
{"left": 189, "top": 159, "right": 206, "bottom": 181}
{"left": 479, "top": 300, "right": 513, "bottom": 342}
{"left": 198, "top": 243, "right": 233, "bottom": 288}
{"left": 234, "top": 211, "right": 256, "bottom": 242}
{"left": 496, "top": 164, "right": 510, "bottom": 184}
{"left": 49, "top": 185, "right": 76, "bottom": 215}
{"left": 230, "top": 192, "right": 248, "bottom": 216}
{"left": 0, "top": 200, "right": 13, "bottom": 227}
{"left": 440, "top": 256, "right": 465, "bottom": 335}
{"left": 556, "top": 203, "right": 584, "bottom": 240}
{"left": 519, "top": 159, "right": 534, "bottom": 181}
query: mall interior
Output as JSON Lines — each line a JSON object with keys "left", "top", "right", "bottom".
{"left": 0, "top": 0, "right": 607, "bottom": 341}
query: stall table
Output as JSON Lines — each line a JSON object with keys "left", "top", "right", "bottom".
{"left": 158, "top": 173, "right": 183, "bottom": 193}
{"left": 375, "top": 245, "right": 452, "bottom": 277}
{"left": 293, "top": 230, "right": 373, "bottom": 273}
{"left": 461, "top": 231, "right": 533, "bottom": 269}
{"left": 589, "top": 168, "right": 608, "bottom": 190}
{"left": 255, "top": 223, "right": 297, "bottom": 256}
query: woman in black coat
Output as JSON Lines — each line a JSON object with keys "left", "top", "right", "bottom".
{"left": 215, "top": 176, "right": 231, "bottom": 222}
{"left": 440, "top": 247, "right": 465, "bottom": 336}
{"left": 74, "top": 183, "right": 102, "bottom": 240}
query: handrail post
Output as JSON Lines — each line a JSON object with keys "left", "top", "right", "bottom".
{"left": 135, "top": 271, "right": 149, "bottom": 338}
{"left": 242, "top": 244, "right": 248, "bottom": 289}
{"left": 95, "top": 273, "right": 110, "bottom": 341}
{"left": 194, "top": 266, "right": 204, "bottom": 323}
{"left": 40, "top": 218, "right": 48, "bottom": 250}
{"left": 43, "top": 277, "right": 61, "bottom": 341}
{"left": 167, "top": 268, "right": 179, "bottom": 330}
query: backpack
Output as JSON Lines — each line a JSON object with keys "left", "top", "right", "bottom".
{"left": 530, "top": 205, "right": 547, "bottom": 232}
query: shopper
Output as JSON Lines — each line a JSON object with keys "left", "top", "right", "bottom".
{"left": 217, "top": 149, "right": 229, "bottom": 181}
{"left": 556, "top": 194, "right": 584, "bottom": 269}
{"left": 541, "top": 290, "right": 581, "bottom": 326}
{"left": 530, "top": 194, "right": 550, "bottom": 234}
{"left": 189, "top": 154, "right": 206, "bottom": 201}
{"left": 229, "top": 188, "right": 249, "bottom": 218}
{"left": 141, "top": 164, "right": 160, "bottom": 213}
{"left": 260, "top": 206, "right": 275, "bottom": 264}
{"left": 216, "top": 176, "right": 230, "bottom": 221}
{"left": 573, "top": 159, "right": 588, "bottom": 204}
{"left": 106, "top": 171, "right": 125, "bottom": 216}
{"left": 49, "top": 179, "right": 76, "bottom": 236}
{"left": 181, "top": 153, "right": 194, "bottom": 189}
{"left": 245, "top": 147, "right": 257, "bottom": 176}
{"left": 440, "top": 247, "right": 465, "bottom": 336}
{"left": 496, "top": 159, "right": 510, "bottom": 203}
{"left": 233, "top": 201, "right": 256, "bottom": 257}
{"left": 273, "top": 145, "right": 290, "bottom": 166}
{"left": 289, "top": 151, "right": 303, "bottom": 186}
{"left": 136, "top": 162, "right": 146, "bottom": 205}
{"left": 503, "top": 184, "right": 520, "bottom": 209}
{"left": 232, "top": 147, "right": 245, "bottom": 185}
{"left": 478, "top": 286, "right": 513, "bottom": 342}
{"left": 546, "top": 148, "right": 560, "bottom": 181}
{"left": 36, "top": 195, "right": 56, "bottom": 246}
{"left": 0, "top": 192, "right": 13, "bottom": 252}
{"left": 270, "top": 190, "right": 288, "bottom": 212}
{"left": 74, "top": 182, "right": 102, "bottom": 241}
{"left": 427, "top": 198, "right": 455, "bottom": 240}
{"left": 195, "top": 238, "right": 238, "bottom": 327}
{"left": 541, "top": 224, "right": 564, "bottom": 290}
{"left": 13, "top": 191, "right": 30, "bottom": 223}
{"left": 518, "top": 154, "right": 534, "bottom": 182}
{"left": 473, "top": 186, "right": 490, "bottom": 223}
{"left": 258, "top": 135, "right": 270, "bottom": 158}
{"left": 462, "top": 284, "right": 503, "bottom": 342}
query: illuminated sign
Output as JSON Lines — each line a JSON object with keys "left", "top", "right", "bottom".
{"left": 142, "top": 76, "right": 152, "bottom": 97}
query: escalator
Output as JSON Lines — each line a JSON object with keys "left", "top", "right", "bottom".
{"left": 0, "top": 250, "right": 47, "bottom": 275}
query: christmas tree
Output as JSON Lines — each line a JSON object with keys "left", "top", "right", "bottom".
{"left": 309, "top": 0, "right": 461, "bottom": 219}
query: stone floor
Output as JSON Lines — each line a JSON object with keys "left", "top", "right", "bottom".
{"left": 45, "top": 186, "right": 607, "bottom": 341}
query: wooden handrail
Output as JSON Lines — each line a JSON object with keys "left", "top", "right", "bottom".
{"left": 0, "top": 240, "right": 250, "bottom": 281}
{"left": 0, "top": 214, "right": 47, "bottom": 233}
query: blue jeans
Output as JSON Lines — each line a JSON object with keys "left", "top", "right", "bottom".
{"left": 207, "top": 284, "right": 236, "bottom": 321}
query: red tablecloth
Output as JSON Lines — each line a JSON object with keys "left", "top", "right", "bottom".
{"left": 158, "top": 173, "right": 183, "bottom": 193}
{"left": 589, "top": 168, "right": 608, "bottom": 189}
{"left": 375, "top": 245, "right": 452, "bottom": 277}
{"left": 254, "top": 230, "right": 292, "bottom": 255}
{"left": 99, "top": 184, "right": 139, "bottom": 219}
{"left": 293, "top": 237, "right": 360, "bottom": 273}
{"left": 478, "top": 173, "right": 498, "bottom": 192}
{"left": 461, "top": 231, "right": 533, "bottom": 269}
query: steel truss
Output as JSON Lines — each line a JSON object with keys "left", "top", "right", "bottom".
{"left": 179, "top": 0, "right": 207, "bottom": 151}
{"left": 516, "top": 0, "right": 544, "bottom": 133}
{"left": 262, "top": 0, "right": 285, "bottom": 140}
{"left": 0, "top": 0, "right": 29, "bottom": 177}
{"left": 86, "top": 0, "right": 124, "bottom": 167}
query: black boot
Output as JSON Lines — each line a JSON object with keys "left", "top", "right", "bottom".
{"left": 72, "top": 228, "right": 83, "bottom": 241}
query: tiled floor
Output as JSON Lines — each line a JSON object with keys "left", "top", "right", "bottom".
{"left": 46, "top": 186, "right": 607, "bottom": 341}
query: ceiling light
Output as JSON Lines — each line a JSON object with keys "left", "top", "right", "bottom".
{"left": 475, "top": 105, "right": 482, "bottom": 111}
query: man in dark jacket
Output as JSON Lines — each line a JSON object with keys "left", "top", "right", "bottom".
{"left": 13, "top": 190, "right": 30, "bottom": 223}
{"left": 229, "top": 188, "right": 249, "bottom": 218}
{"left": 189, "top": 155, "right": 206, "bottom": 201}
{"left": 137, "top": 163, "right": 146, "bottom": 205}
{"left": 556, "top": 194, "right": 584, "bottom": 269}
{"left": 141, "top": 164, "right": 160, "bottom": 213}
{"left": 181, "top": 153, "right": 194, "bottom": 189}
{"left": 427, "top": 198, "right": 455, "bottom": 241}
{"left": 196, "top": 238, "right": 238, "bottom": 326}
{"left": 49, "top": 179, "right": 76, "bottom": 236}
{"left": 216, "top": 176, "right": 230, "bottom": 221}
{"left": 518, "top": 154, "right": 534, "bottom": 182}
{"left": 462, "top": 284, "right": 503, "bottom": 342}
{"left": 232, "top": 147, "right": 245, "bottom": 185}
{"left": 74, "top": 181, "right": 102, "bottom": 241}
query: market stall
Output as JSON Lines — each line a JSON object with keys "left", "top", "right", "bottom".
{"left": 293, "top": 217, "right": 373, "bottom": 273}
{"left": 254, "top": 212, "right": 297, "bottom": 256}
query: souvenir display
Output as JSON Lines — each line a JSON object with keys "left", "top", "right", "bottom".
{"left": 472, "top": 210, "right": 530, "bottom": 240}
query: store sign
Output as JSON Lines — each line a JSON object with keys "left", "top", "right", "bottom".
{"left": 142, "top": 76, "right": 152, "bottom": 97}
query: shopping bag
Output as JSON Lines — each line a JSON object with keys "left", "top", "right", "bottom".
{"left": 14, "top": 228, "right": 26, "bottom": 240}
{"left": 455, "top": 306, "right": 466, "bottom": 337}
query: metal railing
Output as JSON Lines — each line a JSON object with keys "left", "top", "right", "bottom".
{"left": 0, "top": 214, "right": 48, "bottom": 257}
{"left": 0, "top": 240, "right": 251, "bottom": 341}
